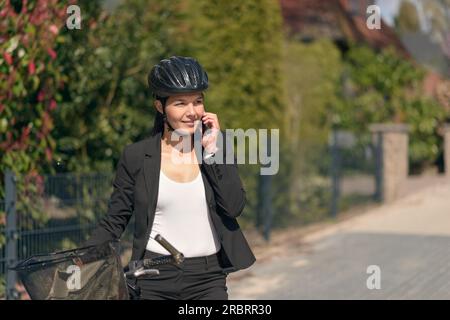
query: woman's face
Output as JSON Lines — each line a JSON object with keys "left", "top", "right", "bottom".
{"left": 156, "top": 92, "right": 205, "bottom": 135}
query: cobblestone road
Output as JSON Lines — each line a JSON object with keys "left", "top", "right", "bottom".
{"left": 228, "top": 176, "right": 450, "bottom": 299}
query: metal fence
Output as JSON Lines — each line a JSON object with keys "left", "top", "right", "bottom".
{"left": 329, "top": 129, "right": 380, "bottom": 217}
{"left": 0, "top": 199, "right": 5, "bottom": 298}
{"left": 247, "top": 128, "right": 381, "bottom": 241}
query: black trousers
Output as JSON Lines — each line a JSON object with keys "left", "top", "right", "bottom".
{"left": 137, "top": 249, "right": 228, "bottom": 300}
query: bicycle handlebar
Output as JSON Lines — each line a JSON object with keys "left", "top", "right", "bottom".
{"left": 124, "top": 234, "right": 184, "bottom": 279}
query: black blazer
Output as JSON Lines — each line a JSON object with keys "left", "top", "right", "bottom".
{"left": 83, "top": 130, "right": 256, "bottom": 273}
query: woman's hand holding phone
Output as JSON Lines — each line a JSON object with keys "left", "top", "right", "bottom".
{"left": 201, "top": 112, "right": 220, "bottom": 154}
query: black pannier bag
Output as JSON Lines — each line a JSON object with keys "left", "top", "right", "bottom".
{"left": 10, "top": 241, "right": 129, "bottom": 300}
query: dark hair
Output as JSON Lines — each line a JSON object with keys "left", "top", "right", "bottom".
{"left": 151, "top": 95, "right": 168, "bottom": 136}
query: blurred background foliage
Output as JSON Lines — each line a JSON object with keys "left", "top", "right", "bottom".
{"left": 54, "top": 0, "right": 187, "bottom": 173}
{"left": 0, "top": 0, "right": 67, "bottom": 184}
{"left": 334, "top": 45, "right": 446, "bottom": 173}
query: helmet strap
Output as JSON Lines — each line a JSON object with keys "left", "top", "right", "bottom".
{"left": 157, "top": 95, "right": 175, "bottom": 134}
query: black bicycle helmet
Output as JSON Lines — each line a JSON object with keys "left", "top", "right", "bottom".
{"left": 148, "top": 56, "right": 209, "bottom": 98}
{"left": 148, "top": 56, "right": 209, "bottom": 134}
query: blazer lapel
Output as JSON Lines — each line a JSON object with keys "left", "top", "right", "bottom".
{"left": 200, "top": 164, "right": 214, "bottom": 204}
{"left": 143, "top": 132, "right": 162, "bottom": 227}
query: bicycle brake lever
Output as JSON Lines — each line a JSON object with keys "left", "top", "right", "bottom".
{"left": 125, "top": 267, "right": 160, "bottom": 278}
{"left": 133, "top": 268, "right": 160, "bottom": 278}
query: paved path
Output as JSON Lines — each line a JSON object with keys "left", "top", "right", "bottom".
{"left": 228, "top": 176, "right": 450, "bottom": 299}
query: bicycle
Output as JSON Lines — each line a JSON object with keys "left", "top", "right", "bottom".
{"left": 10, "top": 234, "right": 184, "bottom": 300}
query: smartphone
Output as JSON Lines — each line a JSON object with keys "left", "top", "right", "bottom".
{"left": 202, "top": 121, "right": 208, "bottom": 134}
{"left": 202, "top": 111, "right": 209, "bottom": 136}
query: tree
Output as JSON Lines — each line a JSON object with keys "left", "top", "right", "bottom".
{"left": 52, "top": 0, "right": 187, "bottom": 173}
{"left": 395, "top": 0, "right": 421, "bottom": 34}
{"left": 0, "top": 0, "right": 68, "bottom": 221}
{"left": 280, "top": 39, "right": 343, "bottom": 225}
{"left": 335, "top": 45, "right": 447, "bottom": 172}
{"left": 0, "top": 0, "right": 67, "bottom": 177}
{"left": 182, "top": 0, "right": 288, "bottom": 230}
{"left": 0, "top": 0, "right": 68, "bottom": 295}
{"left": 184, "top": 0, "right": 286, "bottom": 131}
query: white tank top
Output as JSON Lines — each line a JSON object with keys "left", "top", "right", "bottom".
{"left": 146, "top": 169, "right": 221, "bottom": 257}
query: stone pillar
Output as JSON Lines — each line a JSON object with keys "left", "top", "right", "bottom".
{"left": 443, "top": 124, "right": 450, "bottom": 177}
{"left": 370, "top": 124, "right": 409, "bottom": 203}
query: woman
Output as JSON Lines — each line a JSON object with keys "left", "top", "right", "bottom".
{"left": 84, "top": 56, "right": 256, "bottom": 300}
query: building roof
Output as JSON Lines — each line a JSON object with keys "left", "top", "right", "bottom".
{"left": 400, "top": 32, "right": 450, "bottom": 77}
{"left": 280, "top": 0, "right": 409, "bottom": 56}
